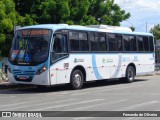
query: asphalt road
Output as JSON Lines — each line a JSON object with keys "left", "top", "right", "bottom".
{"left": 0, "top": 75, "right": 160, "bottom": 120}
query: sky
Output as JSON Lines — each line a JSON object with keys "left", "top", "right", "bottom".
{"left": 114, "top": 0, "right": 160, "bottom": 32}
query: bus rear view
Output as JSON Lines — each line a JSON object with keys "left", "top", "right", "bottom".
{"left": 8, "top": 28, "right": 52, "bottom": 85}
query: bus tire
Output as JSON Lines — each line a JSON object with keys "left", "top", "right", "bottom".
{"left": 124, "top": 66, "right": 135, "bottom": 83}
{"left": 70, "top": 69, "right": 84, "bottom": 90}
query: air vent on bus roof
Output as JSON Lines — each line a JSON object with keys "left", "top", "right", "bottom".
{"left": 58, "top": 24, "right": 68, "bottom": 26}
{"left": 86, "top": 25, "right": 132, "bottom": 32}
{"left": 70, "top": 25, "right": 85, "bottom": 27}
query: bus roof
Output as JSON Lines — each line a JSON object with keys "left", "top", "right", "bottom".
{"left": 19, "top": 24, "right": 153, "bottom": 36}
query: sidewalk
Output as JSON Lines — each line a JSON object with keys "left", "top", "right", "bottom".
{"left": 0, "top": 82, "right": 19, "bottom": 89}
{"left": 154, "top": 70, "right": 160, "bottom": 75}
{"left": 0, "top": 81, "right": 35, "bottom": 90}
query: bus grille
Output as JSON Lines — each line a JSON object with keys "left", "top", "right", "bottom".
{"left": 12, "top": 70, "right": 35, "bottom": 75}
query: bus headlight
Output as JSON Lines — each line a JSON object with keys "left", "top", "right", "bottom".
{"left": 36, "top": 65, "right": 47, "bottom": 75}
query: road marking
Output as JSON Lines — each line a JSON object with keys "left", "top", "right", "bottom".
{"left": 116, "top": 101, "right": 160, "bottom": 111}
{"left": 0, "top": 96, "right": 74, "bottom": 109}
{"left": 123, "top": 117, "right": 142, "bottom": 120}
{"left": 74, "top": 117, "right": 94, "bottom": 120}
{"left": 69, "top": 99, "right": 127, "bottom": 111}
{"left": 32, "top": 99, "right": 104, "bottom": 111}
{"left": 72, "top": 100, "right": 127, "bottom": 120}
{"left": 71, "top": 82, "right": 159, "bottom": 96}
{"left": 5, "top": 99, "right": 77, "bottom": 111}
{"left": 0, "top": 92, "right": 77, "bottom": 107}
{"left": 0, "top": 96, "right": 16, "bottom": 99}
{"left": 71, "top": 84, "right": 145, "bottom": 96}
{"left": 0, "top": 101, "right": 36, "bottom": 108}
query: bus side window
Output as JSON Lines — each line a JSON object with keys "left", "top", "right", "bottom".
{"left": 53, "top": 34, "right": 68, "bottom": 53}
{"left": 143, "top": 36, "right": 149, "bottom": 51}
{"left": 51, "top": 34, "right": 68, "bottom": 62}
{"left": 115, "top": 34, "right": 123, "bottom": 51}
{"left": 137, "top": 36, "right": 144, "bottom": 51}
{"left": 62, "top": 35, "right": 68, "bottom": 53}
{"left": 53, "top": 35, "right": 61, "bottom": 53}
{"left": 108, "top": 33, "right": 115, "bottom": 51}
{"left": 70, "top": 31, "right": 79, "bottom": 51}
{"left": 90, "top": 33, "right": 98, "bottom": 51}
{"left": 123, "top": 35, "right": 137, "bottom": 51}
{"left": 99, "top": 34, "right": 107, "bottom": 51}
{"left": 149, "top": 36, "right": 154, "bottom": 52}
{"left": 79, "top": 32, "right": 89, "bottom": 51}
{"left": 130, "top": 35, "right": 137, "bottom": 51}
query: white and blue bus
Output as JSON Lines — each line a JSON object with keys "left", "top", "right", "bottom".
{"left": 8, "top": 24, "right": 155, "bottom": 89}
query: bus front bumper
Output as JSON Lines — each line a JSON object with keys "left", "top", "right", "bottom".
{"left": 8, "top": 70, "right": 51, "bottom": 86}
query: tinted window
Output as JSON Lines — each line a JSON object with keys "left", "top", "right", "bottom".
{"left": 69, "top": 31, "right": 89, "bottom": 52}
{"left": 53, "top": 34, "right": 68, "bottom": 53}
{"left": 137, "top": 36, "right": 150, "bottom": 51}
{"left": 137, "top": 36, "right": 144, "bottom": 51}
{"left": 108, "top": 34, "right": 122, "bottom": 51}
{"left": 51, "top": 33, "right": 68, "bottom": 62}
{"left": 79, "top": 32, "right": 88, "bottom": 51}
{"left": 69, "top": 32, "right": 79, "bottom": 51}
{"left": 99, "top": 34, "right": 106, "bottom": 51}
{"left": 116, "top": 34, "right": 123, "bottom": 51}
{"left": 123, "top": 35, "right": 130, "bottom": 51}
{"left": 90, "top": 33, "right": 98, "bottom": 51}
{"left": 143, "top": 36, "right": 149, "bottom": 51}
{"left": 123, "top": 35, "right": 137, "bottom": 51}
{"left": 149, "top": 36, "right": 154, "bottom": 52}
{"left": 130, "top": 36, "right": 137, "bottom": 51}
{"left": 108, "top": 34, "right": 116, "bottom": 51}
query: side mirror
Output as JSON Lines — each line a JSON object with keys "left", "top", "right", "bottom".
{"left": 51, "top": 50, "right": 55, "bottom": 54}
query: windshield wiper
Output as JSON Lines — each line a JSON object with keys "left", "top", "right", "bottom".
{"left": 13, "top": 49, "right": 22, "bottom": 63}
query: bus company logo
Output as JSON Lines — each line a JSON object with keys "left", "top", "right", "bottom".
{"left": 122, "top": 57, "right": 130, "bottom": 62}
{"left": 133, "top": 56, "right": 139, "bottom": 61}
{"left": 74, "top": 58, "right": 77, "bottom": 63}
{"left": 2, "top": 112, "right": 11, "bottom": 117}
{"left": 102, "top": 58, "right": 105, "bottom": 63}
{"left": 102, "top": 58, "right": 113, "bottom": 63}
{"left": 74, "top": 58, "right": 84, "bottom": 63}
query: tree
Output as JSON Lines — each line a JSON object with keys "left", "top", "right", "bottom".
{"left": 130, "top": 26, "right": 135, "bottom": 31}
{"left": 150, "top": 24, "right": 160, "bottom": 40}
{"left": 14, "top": 0, "right": 130, "bottom": 26}
{"left": 0, "top": 0, "right": 23, "bottom": 56}
{"left": 87, "top": 0, "right": 130, "bottom": 26}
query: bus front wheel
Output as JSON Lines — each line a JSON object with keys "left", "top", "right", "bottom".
{"left": 124, "top": 66, "right": 135, "bottom": 83}
{"left": 70, "top": 70, "right": 84, "bottom": 89}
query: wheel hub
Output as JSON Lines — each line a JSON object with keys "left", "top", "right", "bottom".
{"left": 74, "top": 74, "right": 81, "bottom": 87}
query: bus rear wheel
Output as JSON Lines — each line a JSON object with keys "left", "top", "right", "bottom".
{"left": 124, "top": 66, "right": 135, "bottom": 83}
{"left": 70, "top": 70, "right": 84, "bottom": 90}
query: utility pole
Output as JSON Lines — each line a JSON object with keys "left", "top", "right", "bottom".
{"left": 146, "top": 22, "right": 148, "bottom": 32}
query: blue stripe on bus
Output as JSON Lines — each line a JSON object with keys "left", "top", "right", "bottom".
{"left": 92, "top": 54, "right": 103, "bottom": 80}
{"left": 111, "top": 55, "right": 122, "bottom": 78}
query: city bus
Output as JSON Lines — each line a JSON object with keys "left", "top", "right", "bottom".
{"left": 8, "top": 24, "right": 155, "bottom": 89}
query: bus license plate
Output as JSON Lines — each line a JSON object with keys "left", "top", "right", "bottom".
{"left": 19, "top": 76, "right": 26, "bottom": 80}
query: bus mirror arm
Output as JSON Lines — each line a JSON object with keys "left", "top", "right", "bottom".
{"left": 51, "top": 50, "right": 55, "bottom": 54}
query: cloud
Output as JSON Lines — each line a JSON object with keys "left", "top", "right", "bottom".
{"left": 115, "top": 0, "right": 160, "bottom": 10}
{"left": 114, "top": 0, "right": 160, "bottom": 32}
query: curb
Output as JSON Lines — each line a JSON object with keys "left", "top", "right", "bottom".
{"left": 0, "top": 82, "right": 18, "bottom": 89}
{"left": 0, "top": 82, "right": 34, "bottom": 90}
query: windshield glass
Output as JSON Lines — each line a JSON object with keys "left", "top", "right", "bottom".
{"left": 9, "top": 29, "right": 52, "bottom": 65}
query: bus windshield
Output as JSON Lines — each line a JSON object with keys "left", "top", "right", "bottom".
{"left": 9, "top": 29, "right": 52, "bottom": 65}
